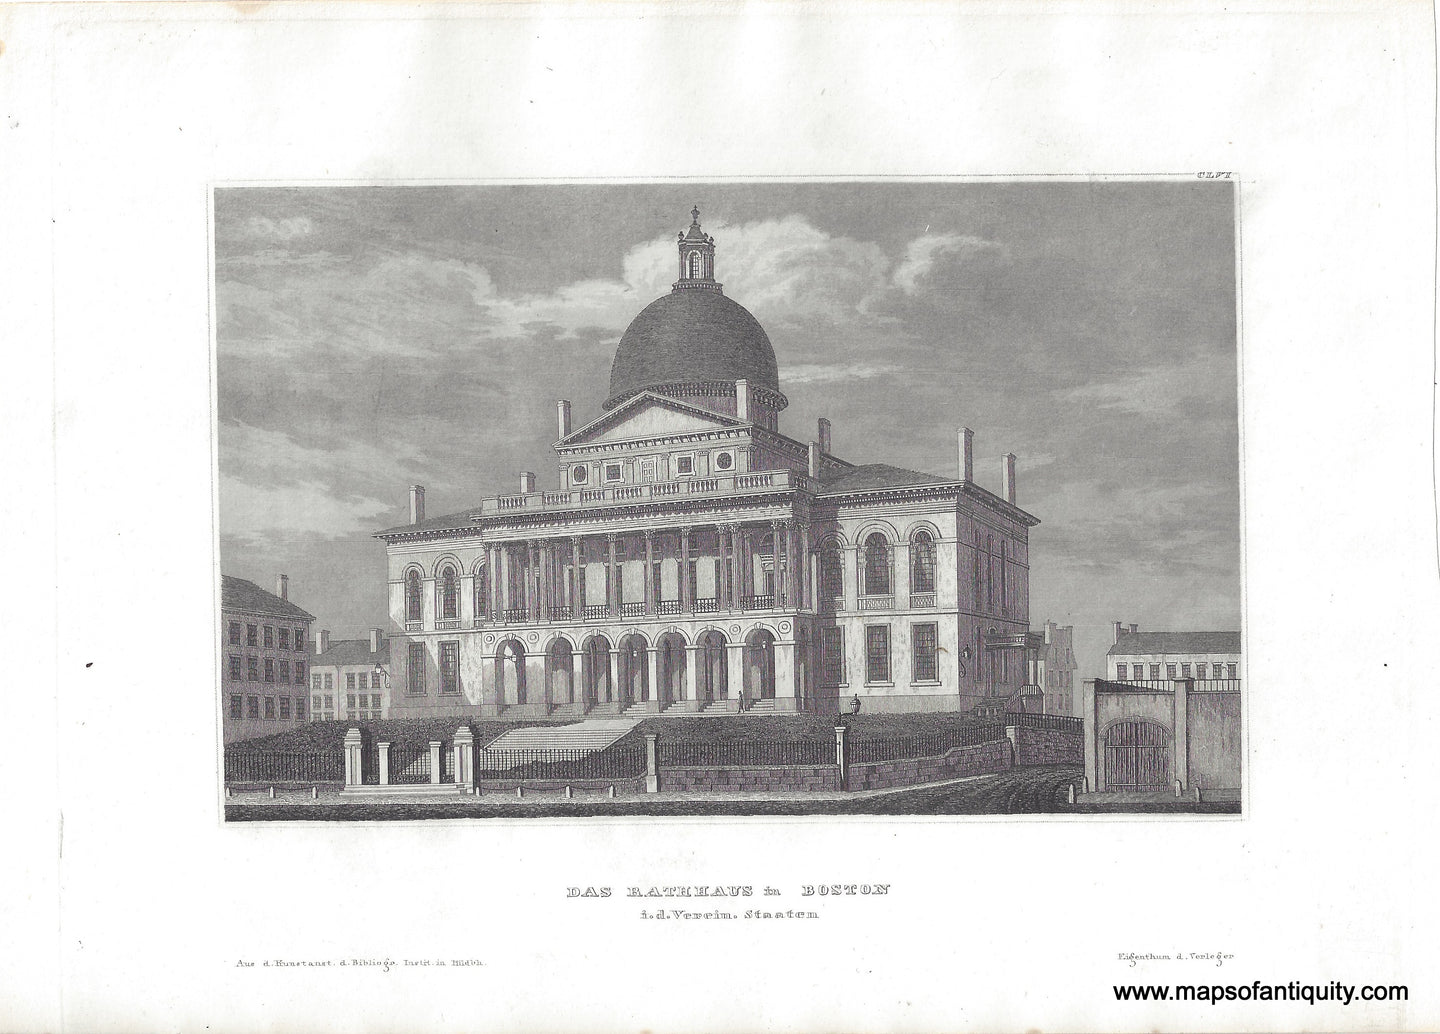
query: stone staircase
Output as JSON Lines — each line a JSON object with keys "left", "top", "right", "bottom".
{"left": 702, "top": 699, "right": 734, "bottom": 715}
{"left": 481, "top": 718, "right": 641, "bottom": 756}
{"left": 742, "top": 699, "right": 777, "bottom": 715}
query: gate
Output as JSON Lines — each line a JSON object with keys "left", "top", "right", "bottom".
{"left": 1104, "top": 720, "right": 1170, "bottom": 791}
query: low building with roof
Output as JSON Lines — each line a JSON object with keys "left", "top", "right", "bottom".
{"left": 308, "top": 628, "right": 391, "bottom": 722}
{"left": 220, "top": 574, "right": 315, "bottom": 742}
{"left": 1038, "top": 621, "right": 1078, "bottom": 715}
{"left": 374, "top": 209, "right": 1042, "bottom": 718}
{"left": 1107, "top": 624, "right": 1242, "bottom": 686}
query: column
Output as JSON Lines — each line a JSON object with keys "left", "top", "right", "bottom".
{"left": 774, "top": 640, "right": 797, "bottom": 711}
{"left": 684, "top": 644, "right": 701, "bottom": 712}
{"left": 428, "top": 740, "right": 443, "bottom": 784}
{"left": 842, "top": 544, "right": 859, "bottom": 611}
{"left": 770, "top": 519, "right": 784, "bottom": 605}
{"left": 489, "top": 544, "right": 501, "bottom": 623}
{"left": 834, "top": 723, "right": 848, "bottom": 790}
{"left": 646, "top": 643, "right": 661, "bottom": 712}
{"left": 571, "top": 536, "right": 582, "bottom": 620}
{"left": 799, "top": 522, "right": 812, "bottom": 610}
{"left": 727, "top": 642, "right": 746, "bottom": 712}
{"left": 787, "top": 521, "right": 801, "bottom": 609}
{"left": 526, "top": 541, "right": 539, "bottom": 622}
{"left": 644, "top": 530, "right": 656, "bottom": 616}
{"left": 680, "top": 527, "right": 692, "bottom": 613}
{"left": 1173, "top": 677, "right": 1191, "bottom": 792}
{"left": 728, "top": 525, "right": 742, "bottom": 612}
{"left": 607, "top": 534, "right": 619, "bottom": 618}
{"left": 1082, "top": 678, "right": 1098, "bottom": 792}
{"left": 895, "top": 539, "right": 911, "bottom": 606}
{"left": 608, "top": 648, "right": 621, "bottom": 707}
{"left": 538, "top": 541, "right": 550, "bottom": 621}
{"left": 525, "top": 651, "right": 547, "bottom": 711}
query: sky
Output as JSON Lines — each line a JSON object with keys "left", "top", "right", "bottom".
{"left": 215, "top": 181, "right": 1239, "bottom": 678}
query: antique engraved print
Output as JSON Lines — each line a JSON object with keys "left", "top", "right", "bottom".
{"left": 216, "top": 181, "right": 1241, "bottom": 818}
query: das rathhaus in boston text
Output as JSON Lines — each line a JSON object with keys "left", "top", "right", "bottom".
{"left": 376, "top": 210, "right": 1042, "bottom": 719}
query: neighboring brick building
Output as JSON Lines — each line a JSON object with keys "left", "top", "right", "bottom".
{"left": 374, "top": 209, "right": 1042, "bottom": 719}
{"left": 1038, "top": 621, "right": 1078, "bottom": 715}
{"left": 220, "top": 574, "right": 315, "bottom": 742}
{"left": 308, "top": 628, "right": 391, "bottom": 723}
{"left": 1107, "top": 625, "right": 1241, "bottom": 685}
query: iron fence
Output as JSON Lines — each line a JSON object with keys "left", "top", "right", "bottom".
{"left": 224, "top": 749, "right": 345, "bottom": 783}
{"left": 849, "top": 724, "right": 1006, "bottom": 764}
{"left": 362, "top": 745, "right": 381, "bottom": 784}
{"left": 659, "top": 739, "right": 832, "bottom": 767}
{"left": 1006, "top": 712, "right": 1084, "bottom": 733}
{"left": 475, "top": 746, "right": 647, "bottom": 781}
{"left": 389, "top": 745, "right": 432, "bottom": 784}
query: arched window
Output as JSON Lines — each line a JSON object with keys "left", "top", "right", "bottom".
{"left": 405, "top": 569, "right": 423, "bottom": 622}
{"left": 819, "top": 544, "right": 844, "bottom": 602}
{"left": 438, "top": 564, "right": 458, "bottom": 620}
{"left": 473, "top": 564, "right": 487, "bottom": 617}
{"left": 862, "top": 533, "right": 891, "bottom": 596}
{"left": 689, "top": 251, "right": 702, "bottom": 278}
{"left": 911, "top": 531, "right": 936, "bottom": 594}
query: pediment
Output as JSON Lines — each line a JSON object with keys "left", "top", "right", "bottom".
{"left": 559, "top": 393, "right": 743, "bottom": 448}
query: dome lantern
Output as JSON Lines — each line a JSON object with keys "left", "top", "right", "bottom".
{"left": 674, "top": 206, "right": 720, "bottom": 291}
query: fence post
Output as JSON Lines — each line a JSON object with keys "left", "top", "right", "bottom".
{"left": 378, "top": 741, "right": 391, "bottom": 786}
{"left": 645, "top": 733, "right": 659, "bottom": 793}
{"left": 834, "top": 723, "right": 849, "bottom": 790}
{"left": 344, "top": 727, "right": 363, "bottom": 788}
{"left": 429, "top": 740, "right": 443, "bottom": 785}
{"left": 454, "top": 726, "right": 474, "bottom": 790}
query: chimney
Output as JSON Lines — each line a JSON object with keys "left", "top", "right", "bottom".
{"left": 959, "top": 428, "right": 974, "bottom": 482}
{"left": 735, "top": 378, "right": 750, "bottom": 421}
{"left": 557, "top": 399, "right": 572, "bottom": 439}
{"left": 317, "top": 629, "right": 330, "bottom": 655}
{"left": 275, "top": 574, "right": 289, "bottom": 601}
{"left": 1112, "top": 621, "right": 1124, "bottom": 645}
{"left": 370, "top": 627, "right": 383, "bottom": 654}
{"left": 1002, "top": 453, "right": 1017, "bottom": 504}
{"left": 1130, "top": 623, "right": 1138, "bottom": 634}
{"left": 1045, "top": 620, "right": 1056, "bottom": 643}
{"left": 409, "top": 484, "right": 425, "bottom": 524}
{"left": 520, "top": 471, "right": 537, "bottom": 494}
{"left": 808, "top": 441, "right": 821, "bottom": 478}
{"left": 818, "top": 417, "right": 832, "bottom": 454}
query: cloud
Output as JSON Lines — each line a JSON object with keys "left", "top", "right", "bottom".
{"left": 784, "top": 361, "right": 900, "bottom": 384}
{"left": 244, "top": 216, "right": 314, "bottom": 240}
{"left": 219, "top": 474, "right": 393, "bottom": 547}
{"left": 1059, "top": 351, "right": 1237, "bottom": 418}
{"left": 893, "top": 234, "right": 1010, "bottom": 296}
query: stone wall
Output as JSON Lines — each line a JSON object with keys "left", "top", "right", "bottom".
{"left": 662, "top": 765, "right": 842, "bottom": 793}
{"left": 1012, "top": 724, "right": 1083, "bottom": 765}
{"left": 849, "top": 738, "right": 1011, "bottom": 791}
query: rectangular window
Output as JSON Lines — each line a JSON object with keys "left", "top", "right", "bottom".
{"left": 278, "top": 696, "right": 291, "bottom": 720}
{"left": 279, "top": 660, "right": 289, "bottom": 683}
{"left": 263, "top": 625, "right": 274, "bottom": 648}
{"left": 247, "top": 696, "right": 260, "bottom": 719}
{"left": 295, "top": 660, "right": 305, "bottom": 684}
{"left": 1166, "top": 663, "right": 1177, "bottom": 679}
{"left": 228, "top": 655, "right": 241, "bottom": 681}
{"left": 312, "top": 694, "right": 323, "bottom": 715}
{"left": 247, "top": 656, "right": 259, "bottom": 682}
{"left": 229, "top": 695, "right": 242, "bottom": 719}
{"left": 264, "top": 696, "right": 275, "bottom": 719}
{"left": 912, "top": 623, "right": 938, "bottom": 682}
{"left": 295, "top": 697, "right": 305, "bottom": 721}
{"left": 228, "top": 621, "right": 241, "bottom": 646}
{"left": 1228, "top": 662, "right": 1238, "bottom": 679}
{"left": 323, "top": 673, "right": 334, "bottom": 691}
{"left": 264, "top": 658, "right": 275, "bottom": 683}
{"left": 604, "top": 462, "right": 623, "bottom": 483}
{"left": 1150, "top": 664, "right": 1161, "bottom": 679}
{"left": 346, "top": 672, "right": 356, "bottom": 691}
{"left": 246, "top": 624, "right": 258, "bottom": 647}
{"left": 278, "top": 628, "right": 290, "bottom": 651}
{"left": 865, "top": 625, "right": 891, "bottom": 684}
{"left": 1196, "top": 662, "right": 1207, "bottom": 679}
{"left": 1116, "top": 663, "right": 1128, "bottom": 680}
{"left": 311, "top": 673, "right": 321, "bottom": 691}
{"left": 674, "top": 454, "right": 695, "bottom": 476}
{"left": 440, "top": 641, "right": 459, "bottom": 695}
{"left": 295, "top": 629, "right": 305, "bottom": 651}
{"left": 372, "top": 671, "right": 383, "bottom": 690}
{"left": 1181, "top": 662, "right": 1192, "bottom": 677}
{"left": 408, "top": 642, "right": 426, "bottom": 696}
{"left": 346, "top": 694, "right": 356, "bottom": 716}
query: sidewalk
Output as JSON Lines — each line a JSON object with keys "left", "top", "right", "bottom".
{"left": 224, "top": 771, "right": 1002, "bottom": 808}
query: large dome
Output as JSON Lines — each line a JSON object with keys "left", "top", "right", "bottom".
{"left": 605, "top": 288, "right": 780, "bottom": 409}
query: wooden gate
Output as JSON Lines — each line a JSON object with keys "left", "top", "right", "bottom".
{"left": 1104, "top": 720, "right": 1171, "bottom": 791}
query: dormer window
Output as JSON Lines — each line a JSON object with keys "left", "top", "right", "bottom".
{"left": 572, "top": 465, "right": 589, "bottom": 485}
{"left": 604, "top": 462, "right": 624, "bottom": 483}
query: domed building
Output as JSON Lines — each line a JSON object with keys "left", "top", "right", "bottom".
{"left": 376, "top": 209, "right": 1041, "bottom": 720}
